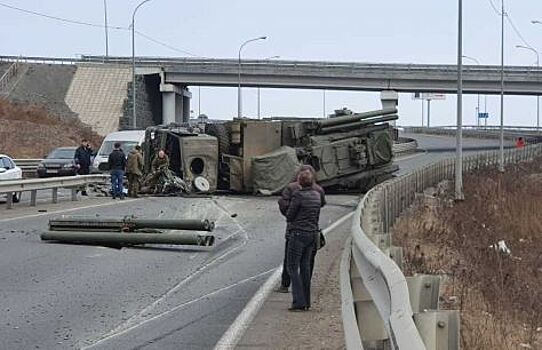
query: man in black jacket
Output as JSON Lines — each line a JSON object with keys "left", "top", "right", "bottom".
{"left": 108, "top": 142, "right": 127, "bottom": 199}
{"left": 276, "top": 165, "right": 325, "bottom": 293}
{"left": 74, "top": 139, "right": 93, "bottom": 196}
{"left": 285, "top": 170, "right": 323, "bottom": 311}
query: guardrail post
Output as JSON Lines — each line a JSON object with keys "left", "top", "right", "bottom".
{"left": 349, "top": 256, "right": 388, "bottom": 346}
{"left": 52, "top": 188, "right": 58, "bottom": 204}
{"left": 6, "top": 193, "right": 13, "bottom": 209}
{"left": 71, "top": 188, "right": 78, "bottom": 201}
{"left": 30, "top": 190, "right": 37, "bottom": 206}
{"left": 389, "top": 246, "right": 403, "bottom": 270}
{"left": 414, "top": 310, "right": 460, "bottom": 350}
{"left": 406, "top": 275, "right": 440, "bottom": 312}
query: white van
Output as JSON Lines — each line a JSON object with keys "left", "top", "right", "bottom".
{"left": 92, "top": 130, "right": 146, "bottom": 172}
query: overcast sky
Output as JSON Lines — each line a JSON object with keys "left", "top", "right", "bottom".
{"left": 1, "top": 0, "right": 542, "bottom": 126}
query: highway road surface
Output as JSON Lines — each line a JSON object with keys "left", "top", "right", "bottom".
{"left": 0, "top": 133, "right": 508, "bottom": 349}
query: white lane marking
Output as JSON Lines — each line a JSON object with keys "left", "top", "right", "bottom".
{"left": 213, "top": 210, "right": 355, "bottom": 350}
{"left": 81, "top": 268, "right": 275, "bottom": 349}
{"left": 84, "top": 198, "right": 250, "bottom": 346}
{"left": 0, "top": 198, "right": 141, "bottom": 223}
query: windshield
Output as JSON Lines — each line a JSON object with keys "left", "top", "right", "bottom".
{"left": 47, "top": 148, "right": 75, "bottom": 159}
{"left": 98, "top": 141, "right": 139, "bottom": 156}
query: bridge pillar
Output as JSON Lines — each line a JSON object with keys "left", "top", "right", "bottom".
{"left": 380, "top": 90, "right": 398, "bottom": 126}
{"left": 160, "top": 84, "right": 192, "bottom": 124}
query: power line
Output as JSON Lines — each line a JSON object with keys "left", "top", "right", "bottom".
{"left": 0, "top": 1, "right": 201, "bottom": 56}
{"left": 0, "top": 1, "right": 124, "bottom": 29}
{"left": 506, "top": 11, "right": 533, "bottom": 49}
{"left": 487, "top": 0, "right": 535, "bottom": 49}
{"left": 135, "top": 30, "right": 201, "bottom": 57}
{"left": 487, "top": 0, "right": 502, "bottom": 15}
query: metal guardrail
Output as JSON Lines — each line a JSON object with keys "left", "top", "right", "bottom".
{"left": 13, "top": 159, "right": 42, "bottom": 176}
{"left": 0, "top": 174, "right": 110, "bottom": 209}
{"left": 403, "top": 126, "right": 542, "bottom": 143}
{"left": 342, "top": 142, "right": 542, "bottom": 349}
{"left": 0, "top": 60, "right": 19, "bottom": 93}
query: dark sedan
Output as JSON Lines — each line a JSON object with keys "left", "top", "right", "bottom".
{"left": 37, "top": 147, "right": 78, "bottom": 177}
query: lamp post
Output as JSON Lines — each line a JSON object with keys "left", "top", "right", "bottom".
{"left": 455, "top": 0, "right": 464, "bottom": 200}
{"left": 103, "top": 0, "right": 109, "bottom": 58}
{"left": 516, "top": 45, "right": 539, "bottom": 130}
{"left": 131, "top": 0, "right": 153, "bottom": 129}
{"left": 498, "top": 0, "right": 505, "bottom": 172}
{"left": 257, "top": 55, "right": 280, "bottom": 119}
{"left": 238, "top": 36, "right": 267, "bottom": 119}
{"left": 462, "top": 55, "right": 482, "bottom": 126}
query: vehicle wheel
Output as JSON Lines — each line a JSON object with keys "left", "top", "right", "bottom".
{"left": 12, "top": 192, "right": 21, "bottom": 203}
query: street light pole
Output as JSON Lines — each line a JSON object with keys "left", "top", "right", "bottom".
{"left": 131, "top": 0, "right": 153, "bottom": 129}
{"left": 257, "top": 55, "right": 279, "bottom": 119}
{"left": 455, "top": 0, "right": 464, "bottom": 200}
{"left": 499, "top": 0, "right": 505, "bottom": 172}
{"left": 462, "top": 55, "right": 481, "bottom": 126}
{"left": 103, "top": 0, "right": 109, "bottom": 58}
{"left": 238, "top": 36, "right": 267, "bottom": 119}
{"left": 516, "top": 45, "right": 540, "bottom": 130}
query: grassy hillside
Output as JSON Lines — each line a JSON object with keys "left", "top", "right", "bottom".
{"left": 0, "top": 99, "right": 103, "bottom": 158}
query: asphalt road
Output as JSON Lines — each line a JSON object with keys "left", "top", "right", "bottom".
{"left": 0, "top": 133, "right": 502, "bottom": 349}
{"left": 0, "top": 194, "right": 358, "bottom": 350}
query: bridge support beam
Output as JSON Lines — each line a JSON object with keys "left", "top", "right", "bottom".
{"left": 380, "top": 90, "right": 398, "bottom": 124}
{"left": 160, "top": 84, "right": 192, "bottom": 124}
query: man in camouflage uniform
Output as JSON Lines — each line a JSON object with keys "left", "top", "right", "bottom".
{"left": 152, "top": 150, "right": 169, "bottom": 173}
{"left": 146, "top": 150, "right": 170, "bottom": 193}
{"left": 126, "top": 145, "right": 144, "bottom": 198}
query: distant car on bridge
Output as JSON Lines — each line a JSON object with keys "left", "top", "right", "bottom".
{"left": 37, "top": 147, "right": 78, "bottom": 178}
{"left": 0, "top": 154, "right": 23, "bottom": 202}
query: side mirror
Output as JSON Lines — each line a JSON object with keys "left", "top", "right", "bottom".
{"left": 0, "top": 167, "right": 6, "bottom": 174}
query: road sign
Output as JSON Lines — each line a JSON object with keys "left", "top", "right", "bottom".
{"left": 478, "top": 112, "right": 489, "bottom": 119}
{"left": 412, "top": 92, "right": 446, "bottom": 100}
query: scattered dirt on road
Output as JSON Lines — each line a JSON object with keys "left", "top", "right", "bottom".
{"left": 0, "top": 99, "right": 102, "bottom": 158}
{"left": 393, "top": 158, "right": 542, "bottom": 349}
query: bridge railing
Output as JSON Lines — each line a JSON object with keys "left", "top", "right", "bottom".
{"left": 1, "top": 54, "right": 542, "bottom": 74}
{"left": 0, "top": 175, "right": 110, "bottom": 209}
{"left": 342, "top": 142, "right": 542, "bottom": 349}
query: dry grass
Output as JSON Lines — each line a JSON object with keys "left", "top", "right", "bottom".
{"left": 0, "top": 98, "right": 103, "bottom": 158}
{"left": 393, "top": 158, "right": 542, "bottom": 349}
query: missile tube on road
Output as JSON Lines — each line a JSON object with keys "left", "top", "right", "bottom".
{"left": 40, "top": 231, "right": 215, "bottom": 246}
{"left": 48, "top": 216, "right": 215, "bottom": 232}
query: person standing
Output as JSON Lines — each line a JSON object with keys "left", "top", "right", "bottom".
{"left": 286, "top": 170, "right": 322, "bottom": 311}
{"left": 126, "top": 145, "right": 144, "bottom": 198}
{"left": 276, "top": 166, "right": 325, "bottom": 293}
{"left": 74, "top": 139, "right": 93, "bottom": 196}
{"left": 108, "top": 142, "right": 127, "bottom": 199}
{"left": 148, "top": 150, "right": 170, "bottom": 193}
{"left": 516, "top": 137, "right": 525, "bottom": 149}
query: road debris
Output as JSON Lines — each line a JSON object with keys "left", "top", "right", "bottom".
{"left": 40, "top": 215, "right": 215, "bottom": 247}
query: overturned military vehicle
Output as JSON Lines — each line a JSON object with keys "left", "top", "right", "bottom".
{"left": 142, "top": 107, "right": 399, "bottom": 194}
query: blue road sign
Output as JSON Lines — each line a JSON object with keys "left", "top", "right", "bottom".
{"left": 478, "top": 112, "right": 489, "bottom": 119}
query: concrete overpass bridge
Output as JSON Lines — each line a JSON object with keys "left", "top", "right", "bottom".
{"left": 3, "top": 55, "right": 542, "bottom": 126}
